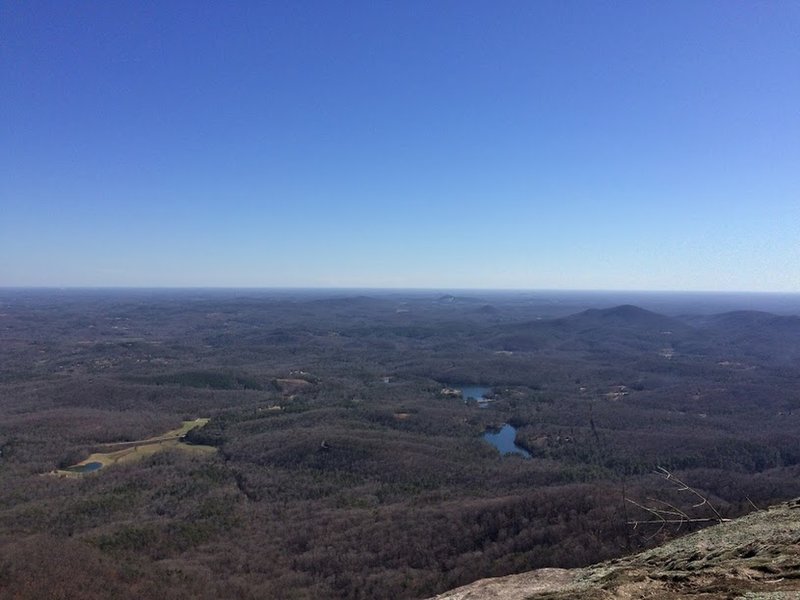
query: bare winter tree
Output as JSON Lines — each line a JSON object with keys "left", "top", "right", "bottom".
{"left": 625, "top": 467, "right": 731, "bottom": 539}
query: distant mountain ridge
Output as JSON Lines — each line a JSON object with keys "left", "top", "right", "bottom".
{"left": 479, "top": 303, "right": 800, "bottom": 363}
{"left": 483, "top": 304, "right": 692, "bottom": 355}
{"left": 688, "top": 309, "right": 800, "bottom": 332}
{"left": 558, "top": 304, "right": 688, "bottom": 331}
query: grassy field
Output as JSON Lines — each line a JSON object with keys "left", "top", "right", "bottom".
{"left": 50, "top": 418, "right": 214, "bottom": 477}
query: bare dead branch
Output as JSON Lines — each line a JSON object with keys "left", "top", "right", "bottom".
{"left": 655, "top": 466, "right": 724, "bottom": 523}
{"left": 624, "top": 467, "right": 729, "bottom": 536}
{"left": 625, "top": 497, "right": 667, "bottom": 538}
{"left": 746, "top": 496, "right": 761, "bottom": 511}
{"left": 626, "top": 518, "right": 729, "bottom": 525}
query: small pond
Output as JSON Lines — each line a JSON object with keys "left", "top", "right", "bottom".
{"left": 459, "top": 385, "right": 493, "bottom": 408}
{"left": 484, "top": 424, "right": 531, "bottom": 458}
{"left": 65, "top": 461, "right": 103, "bottom": 473}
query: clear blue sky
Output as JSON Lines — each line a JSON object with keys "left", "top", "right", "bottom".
{"left": 2, "top": 1, "right": 798, "bottom": 290}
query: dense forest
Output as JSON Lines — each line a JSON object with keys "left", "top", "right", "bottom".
{"left": 1, "top": 289, "right": 800, "bottom": 599}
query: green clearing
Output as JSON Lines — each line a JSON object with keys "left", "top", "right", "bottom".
{"left": 51, "top": 418, "right": 214, "bottom": 478}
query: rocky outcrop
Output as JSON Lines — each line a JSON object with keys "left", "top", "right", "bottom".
{"left": 429, "top": 499, "right": 800, "bottom": 599}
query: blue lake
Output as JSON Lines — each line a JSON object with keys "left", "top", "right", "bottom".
{"left": 484, "top": 424, "right": 531, "bottom": 458}
{"left": 459, "top": 386, "right": 492, "bottom": 408}
{"left": 65, "top": 461, "right": 103, "bottom": 473}
{"left": 460, "top": 386, "right": 490, "bottom": 401}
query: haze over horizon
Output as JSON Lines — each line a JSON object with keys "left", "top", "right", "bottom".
{"left": 2, "top": 2, "right": 799, "bottom": 292}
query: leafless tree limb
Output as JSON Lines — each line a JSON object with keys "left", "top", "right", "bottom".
{"left": 655, "top": 466, "right": 724, "bottom": 523}
{"left": 624, "top": 467, "right": 731, "bottom": 537}
{"left": 745, "top": 495, "right": 761, "bottom": 511}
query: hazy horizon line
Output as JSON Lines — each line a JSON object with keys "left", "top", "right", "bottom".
{"left": 1, "top": 285, "right": 799, "bottom": 296}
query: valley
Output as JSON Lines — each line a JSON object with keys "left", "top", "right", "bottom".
{"left": 1, "top": 289, "right": 799, "bottom": 599}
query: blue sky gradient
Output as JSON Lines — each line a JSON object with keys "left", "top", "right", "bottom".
{"left": 2, "top": 1, "right": 799, "bottom": 290}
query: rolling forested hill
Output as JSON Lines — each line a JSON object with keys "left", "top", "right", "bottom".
{"left": 1, "top": 290, "right": 800, "bottom": 599}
